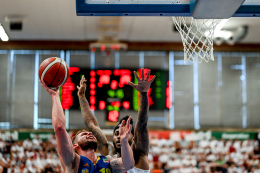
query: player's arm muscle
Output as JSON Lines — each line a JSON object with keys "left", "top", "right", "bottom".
{"left": 106, "top": 155, "right": 134, "bottom": 172}
{"left": 79, "top": 95, "right": 113, "bottom": 155}
{"left": 131, "top": 92, "right": 150, "bottom": 170}
{"left": 106, "top": 122, "right": 135, "bottom": 173}
{"left": 52, "top": 95, "right": 77, "bottom": 166}
{"left": 127, "top": 69, "right": 154, "bottom": 170}
{"left": 133, "top": 92, "right": 149, "bottom": 155}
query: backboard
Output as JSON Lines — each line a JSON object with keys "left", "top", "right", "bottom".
{"left": 76, "top": 0, "right": 260, "bottom": 17}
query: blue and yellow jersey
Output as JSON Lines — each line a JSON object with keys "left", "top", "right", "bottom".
{"left": 78, "top": 155, "right": 112, "bottom": 173}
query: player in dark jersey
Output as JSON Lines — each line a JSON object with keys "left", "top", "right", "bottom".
{"left": 78, "top": 69, "right": 155, "bottom": 173}
{"left": 40, "top": 80, "right": 134, "bottom": 173}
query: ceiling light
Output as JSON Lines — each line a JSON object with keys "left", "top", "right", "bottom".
{"left": 0, "top": 23, "right": 9, "bottom": 41}
{"left": 215, "top": 19, "right": 229, "bottom": 32}
{"left": 214, "top": 30, "right": 233, "bottom": 39}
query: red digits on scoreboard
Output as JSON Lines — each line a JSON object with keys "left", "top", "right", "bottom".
{"left": 90, "top": 90, "right": 95, "bottom": 96}
{"left": 90, "top": 70, "right": 96, "bottom": 111}
{"left": 119, "top": 70, "right": 131, "bottom": 88}
{"left": 108, "top": 111, "right": 119, "bottom": 122}
{"left": 90, "top": 70, "right": 95, "bottom": 77}
{"left": 90, "top": 77, "right": 95, "bottom": 83}
{"left": 90, "top": 105, "right": 95, "bottom": 111}
{"left": 90, "top": 83, "right": 95, "bottom": 90}
{"left": 90, "top": 96, "right": 95, "bottom": 105}
{"left": 99, "top": 101, "right": 105, "bottom": 110}
{"left": 114, "top": 69, "right": 120, "bottom": 76}
{"left": 148, "top": 88, "right": 153, "bottom": 106}
{"left": 69, "top": 67, "right": 80, "bottom": 75}
{"left": 97, "top": 70, "right": 111, "bottom": 87}
{"left": 110, "top": 80, "right": 118, "bottom": 90}
{"left": 166, "top": 81, "right": 172, "bottom": 109}
{"left": 111, "top": 101, "right": 121, "bottom": 107}
{"left": 122, "top": 101, "right": 130, "bottom": 109}
{"left": 61, "top": 67, "right": 80, "bottom": 110}
{"left": 114, "top": 69, "right": 131, "bottom": 88}
{"left": 119, "top": 75, "right": 131, "bottom": 88}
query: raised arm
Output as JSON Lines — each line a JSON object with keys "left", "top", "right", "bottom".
{"left": 128, "top": 69, "right": 155, "bottom": 169}
{"left": 107, "top": 117, "right": 134, "bottom": 172}
{"left": 77, "top": 75, "right": 113, "bottom": 155}
{"left": 40, "top": 80, "right": 78, "bottom": 168}
{"left": 134, "top": 92, "right": 149, "bottom": 154}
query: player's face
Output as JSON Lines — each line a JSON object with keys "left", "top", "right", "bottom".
{"left": 113, "top": 128, "right": 133, "bottom": 148}
{"left": 76, "top": 131, "right": 98, "bottom": 151}
{"left": 77, "top": 132, "right": 97, "bottom": 143}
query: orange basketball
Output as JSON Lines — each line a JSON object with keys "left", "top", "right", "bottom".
{"left": 39, "top": 57, "right": 70, "bottom": 90}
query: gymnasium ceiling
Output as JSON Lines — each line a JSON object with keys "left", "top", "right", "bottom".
{"left": 1, "top": 0, "right": 260, "bottom": 43}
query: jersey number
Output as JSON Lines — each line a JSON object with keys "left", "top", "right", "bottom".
{"left": 99, "top": 168, "right": 111, "bottom": 173}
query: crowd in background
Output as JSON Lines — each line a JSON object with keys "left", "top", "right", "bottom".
{"left": 0, "top": 133, "right": 260, "bottom": 173}
{"left": 0, "top": 135, "right": 63, "bottom": 173}
{"left": 149, "top": 136, "right": 260, "bottom": 173}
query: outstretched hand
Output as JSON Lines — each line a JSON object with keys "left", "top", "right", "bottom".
{"left": 128, "top": 68, "right": 156, "bottom": 92}
{"left": 77, "top": 75, "right": 87, "bottom": 97}
{"left": 119, "top": 116, "right": 132, "bottom": 142}
{"left": 39, "top": 80, "right": 59, "bottom": 96}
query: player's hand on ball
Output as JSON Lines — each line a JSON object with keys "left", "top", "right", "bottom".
{"left": 39, "top": 80, "right": 59, "bottom": 96}
{"left": 77, "top": 75, "right": 87, "bottom": 97}
{"left": 119, "top": 116, "right": 132, "bottom": 142}
{"left": 127, "top": 68, "right": 156, "bottom": 93}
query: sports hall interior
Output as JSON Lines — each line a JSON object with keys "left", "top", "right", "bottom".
{"left": 0, "top": 0, "right": 260, "bottom": 173}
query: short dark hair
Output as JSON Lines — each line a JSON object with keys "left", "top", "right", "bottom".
{"left": 72, "top": 129, "right": 88, "bottom": 144}
{"left": 113, "top": 116, "right": 134, "bottom": 136}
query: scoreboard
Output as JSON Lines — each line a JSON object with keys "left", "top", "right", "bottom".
{"left": 60, "top": 68, "right": 172, "bottom": 122}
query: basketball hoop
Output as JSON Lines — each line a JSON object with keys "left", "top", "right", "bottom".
{"left": 172, "top": 17, "right": 223, "bottom": 63}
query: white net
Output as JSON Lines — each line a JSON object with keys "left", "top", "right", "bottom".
{"left": 172, "top": 17, "right": 222, "bottom": 63}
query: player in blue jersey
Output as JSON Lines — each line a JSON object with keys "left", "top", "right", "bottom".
{"left": 40, "top": 80, "right": 135, "bottom": 173}
{"left": 78, "top": 69, "right": 155, "bottom": 173}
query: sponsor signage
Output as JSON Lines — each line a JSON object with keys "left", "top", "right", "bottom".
{"left": 149, "top": 131, "right": 258, "bottom": 141}
{"left": 212, "top": 132, "right": 257, "bottom": 140}
{"left": 0, "top": 131, "right": 19, "bottom": 141}
{"left": 0, "top": 130, "right": 258, "bottom": 141}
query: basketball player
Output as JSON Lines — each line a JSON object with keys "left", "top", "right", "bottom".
{"left": 39, "top": 80, "right": 135, "bottom": 173}
{"left": 77, "top": 68, "right": 156, "bottom": 173}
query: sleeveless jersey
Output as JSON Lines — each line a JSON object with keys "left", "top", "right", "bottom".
{"left": 78, "top": 155, "right": 112, "bottom": 173}
{"left": 113, "top": 154, "right": 150, "bottom": 173}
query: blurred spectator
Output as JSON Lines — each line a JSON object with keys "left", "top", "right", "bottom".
{"left": 150, "top": 135, "right": 159, "bottom": 146}
{"left": 48, "top": 135, "right": 57, "bottom": 150}
{"left": 0, "top": 133, "right": 260, "bottom": 173}
{"left": 221, "top": 163, "right": 228, "bottom": 173}
{"left": 199, "top": 138, "right": 209, "bottom": 148}
{"left": 210, "top": 137, "right": 218, "bottom": 150}
{"left": 23, "top": 138, "right": 33, "bottom": 150}
{"left": 233, "top": 139, "right": 241, "bottom": 151}
{"left": 216, "top": 154, "right": 225, "bottom": 166}
{"left": 228, "top": 162, "right": 238, "bottom": 173}
{"left": 5, "top": 137, "right": 14, "bottom": 154}
{"left": 44, "top": 163, "right": 53, "bottom": 173}
{"left": 0, "top": 139, "right": 5, "bottom": 155}
{"left": 7, "top": 164, "right": 18, "bottom": 173}
{"left": 28, "top": 164, "right": 39, "bottom": 173}
{"left": 33, "top": 154, "right": 46, "bottom": 170}
{"left": 32, "top": 135, "right": 42, "bottom": 151}
{"left": 18, "top": 163, "right": 28, "bottom": 173}
{"left": 53, "top": 165, "right": 62, "bottom": 173}
{"left": 159, "top": 151, "right": 169, "bottom": 165}
{"left": 158, "top": 138, "right": 168, "bottom": 147}
{"left": 0, "top": 159, "right": 7, "bottom": 173}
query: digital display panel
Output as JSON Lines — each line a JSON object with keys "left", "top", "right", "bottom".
{"left": 60, "top": 68, "right": 171, "bottom": 121}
